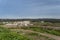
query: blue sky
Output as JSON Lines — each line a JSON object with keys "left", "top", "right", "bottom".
{"left": 0, "top": 0, "right": 60, "bottom": 19}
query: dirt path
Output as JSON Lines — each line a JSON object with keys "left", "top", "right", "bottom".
{"left": 38, "top": 32, "right": 60, "bottom": 40}
{"left": 11, "top": 29, "right": 60, "bottom": 40}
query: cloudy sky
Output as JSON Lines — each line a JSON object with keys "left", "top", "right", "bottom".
{"left": 0, "top": 0, "right": 60, "bottom": 19}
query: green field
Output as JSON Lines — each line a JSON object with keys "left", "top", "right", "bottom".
{"left": 0, "top": 27, "right": 32, "bottom": 40}
{"left": 0, "top": 26, "right": 55, "bottom": 40}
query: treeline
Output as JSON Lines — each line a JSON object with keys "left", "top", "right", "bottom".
{"left": 0, "top": 18, "right": 60, "bottom": 23}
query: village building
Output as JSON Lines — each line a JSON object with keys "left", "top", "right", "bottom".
{"left": 5, "top": 21, "right": 33, "bottom": 27}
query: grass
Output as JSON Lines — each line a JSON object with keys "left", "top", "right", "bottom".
{"left": 21, "top": 27, "right": 60, "bottom": 36}
{"left": 0, "top": 27, "right": 32, "bottom": 40}
{"left": 25, "top": 32, "right": 55, "bottom": 40}
{"left": 0, "top": 26, "right": 55, "bottom": 40}
{"left": 21, "top": 31, "right": 55, "bottom": 40}
{"left": 27, "top": 32, "right": 39, "bottom": 36}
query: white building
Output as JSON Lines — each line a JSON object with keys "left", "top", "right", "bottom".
{"left": 5, "top": 21, "right": 32, "bottom": 27}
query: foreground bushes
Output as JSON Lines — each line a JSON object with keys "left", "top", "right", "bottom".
{"left": 0, "top": 27, "right": 32, "bottom": 40}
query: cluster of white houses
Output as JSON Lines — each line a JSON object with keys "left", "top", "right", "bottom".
{"left": 3, "top": 21, "right": 33, "bottom": 27}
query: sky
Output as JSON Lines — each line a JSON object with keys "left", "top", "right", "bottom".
{"left": 0, "top": 0, "right": 60, "bottom": 19}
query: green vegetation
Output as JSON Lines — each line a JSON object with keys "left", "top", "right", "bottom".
{"left": 0, "top": 26, "right": 55, "bottom": 40}
{"left": 0, "top": 27, "right": 32, "bottom": 40}
{"left": 21, "top": 27, "right": 60, "bottom": 36}
{"left": 0, "top": 19, "right": 60, "bottom": 40}
{"left": 32, "top": 21, "right": 60, "bottom": 27}
{"left": 26, "top": 32, "right": 54, "bottom": 40}
{"left": 27, "top": 32, "right": 39, "bottom": 36}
